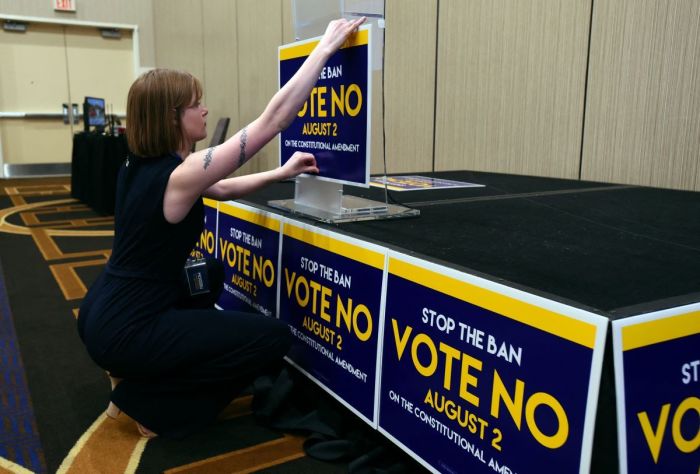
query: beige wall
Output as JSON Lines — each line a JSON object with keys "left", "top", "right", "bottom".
{"left": 3, "top": 1, "right": 698, "bottom": 191}
{"left": 435, "top": 0, "right": 591, "bottom": 180}
{"left": 151, "top": 0, "right": 436, "bottom": 178}
{"left": 153, "top": 0, "right": 286, "bottom": 174}
{"left": 149, "top": 1, "right": 700, "bottom": 191}
{"left": 383, "top": 0, "right": 437, "bottom": 174}
{"left": 432, "top": 0, "right": 699, "bottom": 191}
{"left": 581, "top": 0, "right": 700, "bottom": 191}
{"left": 0, "top": 0, "right": 155, "bottom": 66}
{"left": 433, "top": 0, "right": 700, "bottom": 191}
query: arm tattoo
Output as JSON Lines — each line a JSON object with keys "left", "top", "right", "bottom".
{"left": 238, "top": 127, "right": 248, "bottom": 167}
{"left": 203, "top": 147, "right": 214, "bottom": 170}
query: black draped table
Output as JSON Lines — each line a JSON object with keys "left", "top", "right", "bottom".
{"left": 70, "top": 132, "right": 128, "bottom": 215}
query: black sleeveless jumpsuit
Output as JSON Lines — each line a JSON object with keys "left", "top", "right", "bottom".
{"left": 77, "top": 153, "right": 291, "bottom": 438}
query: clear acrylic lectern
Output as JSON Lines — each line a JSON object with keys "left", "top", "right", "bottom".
{"left": 268, "top": 0, "right": 419, "bottom": 224}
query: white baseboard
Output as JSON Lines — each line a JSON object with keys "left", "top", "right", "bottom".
{"left": 2, "top": 163, "right": 71, "bottom": 178}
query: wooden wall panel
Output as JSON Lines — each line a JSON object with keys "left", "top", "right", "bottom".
{"left": 153, "top": 0, "right": 285, "bottom": 171}
{"left": 581, "top": 0, "right": 700, "bottom": 191}
{"left": 383, "top": 0, "right": 437, "bottom": 174}
{"left": 151, "top": 0, "right": 436, "bottom": 178}
{"left": 153, "top": 0, "right": 204, "bottom": 81}
{"left": 434, "top": 0, "right": 591, "bottom": 178}
{"left": 200, "top": 0, "right": 239, "bottom": 151}
{"left": 234, "top": 0, "right": 284, "bottom": 174}
{"left": 282, "top": 0, "right": 295, "bottom": 44}
{"left": 368, "top": 70, "right": 385, "bottom": 176}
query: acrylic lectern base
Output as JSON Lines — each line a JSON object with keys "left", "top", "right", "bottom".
{"left": 268, "top": 176, "right": 419, "bottom": 223}
{"left": 268, "top": 194, "right": 419, "bottom": 223}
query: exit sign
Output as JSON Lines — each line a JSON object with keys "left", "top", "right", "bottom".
{"left": 54, "top": 0, "right": 76, "bottom": 12}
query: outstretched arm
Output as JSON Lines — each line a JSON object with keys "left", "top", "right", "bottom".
{"left": 203, "top": 151, "right": 319, "bottom": 200}
{"left": 164, "top": 17, "right": 365, "bottom": 223}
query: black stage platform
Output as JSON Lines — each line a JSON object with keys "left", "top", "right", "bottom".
{"left": 241, "top": 170, "right": 700, "bottom": 473}
{"left": 246, "top": 170, "right": 700, "bottom": 318}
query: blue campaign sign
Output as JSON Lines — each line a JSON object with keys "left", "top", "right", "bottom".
{"left": 378, "top": 252, "right": 608, "bottom": 474}
{"left": 279, "top": 221, "right": 385, "bottom": 424}
{"left": 612, "top": 306, "right": 700, "bottom": 474}
{"left": 216, "top": 202, "right": 281, "bottom": 317}
{"left": 279, "top": 25, "right": 371, "bottom": 187}
{"left": 191, "top": 198, "right": 218, "bottom": 260}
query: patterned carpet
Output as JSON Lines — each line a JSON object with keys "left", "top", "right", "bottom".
{"left": 0, "top": 178, "right": 308, "bottom": 474}
{"left": 0, "top": 177, "right": 424, "bottom": 474}
{"left": 0, "top": 258, "right": 44, "bottom": 473}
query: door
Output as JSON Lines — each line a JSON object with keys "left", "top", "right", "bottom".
{"left": 65, "top": 25, "right": 134, "bottom": 121}
{"left": 0, "top": 22, "right": 72, "bottom": 167}
{"left": 0, "top": 19, "right": 134, "bottom": 173}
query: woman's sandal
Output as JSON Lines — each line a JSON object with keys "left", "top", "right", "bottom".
{"left": 108, "top": 374, "right": 122, "bottom": 390}
{"left": 105, "top": 401, "right": 122, "bottom": 419}
{"left": 105, "top": 373, "right": 124, "bottom": 419}
{"left": 136, "top": 423, "right": 158, "bottom": 439}
{"left": 107, "top": 405, "right": 158, "bottom": 438}
{"left": 106, "top": 372, "right": 157, "bottom": 438}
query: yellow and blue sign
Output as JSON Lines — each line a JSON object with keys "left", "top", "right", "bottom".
{"left": 216, "top": 202, "right": 281, "bottom": 317}
{"left": 378, "top": 252, "right": 608, "bottom": 474}
{"left": 191, "top": 198, "right": 218, "bottom": 260}
{"left": 370, "top": 175, "right": 485, "bottom": 192}
{"left": 279, "top": 221, "right": 385, "bottom": 424}
{"left": 279, "top": 25, "right": 372, "bottom": 187}
{"left": 612, "top": 306, "right": 700, "bottom": 474}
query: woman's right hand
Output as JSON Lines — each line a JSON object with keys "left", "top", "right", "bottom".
{"left": 318, "top": 17, "right": 367, "bottom": 56}
{"left": 280, "top": 151, "right": 319, "bottom": 180}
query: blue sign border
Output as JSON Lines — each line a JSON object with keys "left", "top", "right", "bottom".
{"left": 612, "top": 305, "right": 700, "bottom": 474}
{"left": 216, "top": 201, "right": 282, "bottom": 317}
{"left": 378, "top": 251, "right": 608, "bottom": 474}
{"left": 277, "top": 218, "right": 386, "bottom": 426}
{"left": 278, "top": 25, "right": 372, "bottom": 187}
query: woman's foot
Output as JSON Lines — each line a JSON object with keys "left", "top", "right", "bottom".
{"left": 105, "top": 373, "right": 124, "bottom": 418}
{"left": 108, "top": 374, "right": 123, "bottom": 391}
{"left": 105, "top": 401, "right": 121, "bottom": 419}
{"left": 136, "top": 423, "right": 158, "bottom": 439}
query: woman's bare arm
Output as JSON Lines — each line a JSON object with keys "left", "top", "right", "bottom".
{"left": 203, "top": 151, "right": 319, "bottom": 200}
{"left": 163, "top": 17, "right": 365, "bottom": 223}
